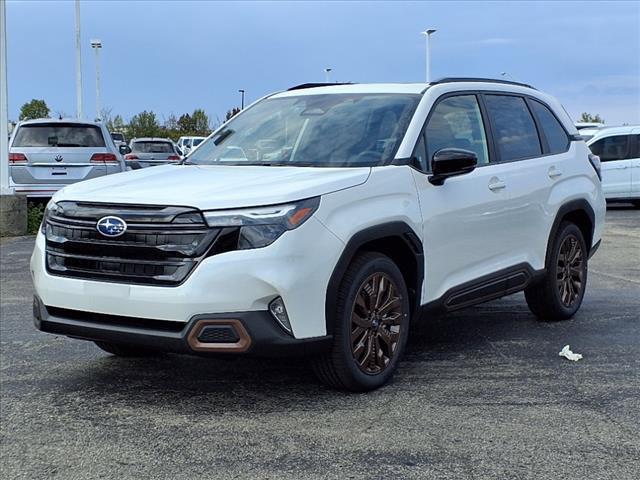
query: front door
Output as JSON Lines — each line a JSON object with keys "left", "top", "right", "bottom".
{"left": 412, "top": 94, "right": 518, "bottom": 303}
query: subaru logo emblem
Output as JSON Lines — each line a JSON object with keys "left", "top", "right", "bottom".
{"left": 96, "top": 216, "right": 127, "bottom": 237}
{"left": 54, "top": 154, "right": 63, "bottom": 162}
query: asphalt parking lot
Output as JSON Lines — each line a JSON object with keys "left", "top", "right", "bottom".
{"left": 1, "top": 206, "right": 638, "bottom": 480}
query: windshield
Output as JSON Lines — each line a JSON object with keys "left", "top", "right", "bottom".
{"left": 131, "top": 141, "right": 174, "bottom": 153}
{"left": 187, "top": 93, "right": 420, "bottom": 167}
{"left": 13, "top": 123, "right": 105, "bottom": 147}
{"left": 111, "top": 132, "right": 124, "bottom": 142}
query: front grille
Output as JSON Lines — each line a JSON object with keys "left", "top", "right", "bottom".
{"left": 44, "top": 201, "right": 231, "bottom": 286}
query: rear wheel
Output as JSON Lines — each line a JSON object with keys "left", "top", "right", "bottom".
{"left": 94, "top": 341, "right": 160, "bottom": 357}
{"left": 312, "top": 252, "right": 410, "bottom": 391}
{"left": 525, "top": 222, "right": 588, "bottom": 320}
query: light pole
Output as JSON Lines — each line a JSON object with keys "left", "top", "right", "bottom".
{"left": 238, "top": 89, "right": 245, "bottom": 109}
{"left": 90, "top": 39, "right": 102, "bottom": 120}
{"left": 421, "top": 29, "right": 436, "bottom": 83}
{"left": 1, "top": 0, "right": 10, "bottom": 194}
{"left": 324, "top": 67, "right": 332, "bottom": 83}
{"left": 75, "top": 0, "right": 83, "bottom": 119}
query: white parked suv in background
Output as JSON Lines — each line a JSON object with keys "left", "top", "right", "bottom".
{"left": 31, "top": 79, "right": 605, "bottom": 391}
{"left": 585, "top": 126, "right": 640, "bottom": 205}
{"left": 177, "top": 136, "right": 206, "bottom": 155}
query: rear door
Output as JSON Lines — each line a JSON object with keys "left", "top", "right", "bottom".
{"left": 588, "top": 134, "right": 633, "bottom": 199}
{"left": 479, "top": 93, "right": 553, "bottom": 272}
{"left": 9, "top": 123, "right": 112, "bottom": 185}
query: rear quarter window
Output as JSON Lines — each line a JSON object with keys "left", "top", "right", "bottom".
{"left": 13, "top": 123, "right": 105, "bottom": 147}
{"left": 530, "top": 100, "right": 570, "bottom": 154}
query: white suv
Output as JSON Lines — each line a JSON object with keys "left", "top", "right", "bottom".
{"left": 31, "top": 79, "right": 606, "bottom": 391}
{"left": 585, "top": 126, "right": 640, "bottom": 205}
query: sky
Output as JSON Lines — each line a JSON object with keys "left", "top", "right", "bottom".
{"left": 5, "top": 0, "right": 640, "bottom": 126}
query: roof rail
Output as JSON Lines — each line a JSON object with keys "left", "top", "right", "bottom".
{"left": 429, "top": 77, "right": 536, "bottom": 90}
{"left": 287, "top": 82, "right": 355, "bottom": 91}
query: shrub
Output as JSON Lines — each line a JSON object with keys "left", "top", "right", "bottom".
{"left": 27, "top": 202, "right": 45, "bottom": 235}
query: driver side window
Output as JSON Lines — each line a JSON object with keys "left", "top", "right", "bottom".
{"left": 417, "top": 95, "right": 489, "bottom": 171}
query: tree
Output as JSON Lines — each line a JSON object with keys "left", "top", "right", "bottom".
{"left": 108, "top": 114, "right": 126, "bottom": 133}
{"left": 177, "top": 113, "right": 195, "bottom": 134}
{"left": 580, "top": 112, "right": 604, "bottom": 124}
{"left": 19, "top": 99, "right": 50, "bottom": 121}
{"left": 225, "top": 107, "right": 241, "bottom": 121}
{"left": 128, "top": 111, "right": 161, "bottom": 138}
{"left": 191, "top": 109, "right": 210, "bottom": 136}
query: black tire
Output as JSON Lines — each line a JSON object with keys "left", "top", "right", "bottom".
{"left": 525, "top": 222, "right": 588, "bottom": 321}
{"left": 312, "top": 252, "right": 411, "bottom": 391}
{"left": 94, "top": 341, "right": 160, "bottom": 357}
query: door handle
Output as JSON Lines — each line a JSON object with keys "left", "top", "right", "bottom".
{"left": 488, "top": 179, "right": 506, "bottom": 191}
{"left": 548, "top": 167, "right": 563, "bottom": 178}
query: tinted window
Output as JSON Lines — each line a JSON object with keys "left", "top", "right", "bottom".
{"left": 530, "top": 100, "right": 569, "bottom": 154}
{"left": 425, "top": 95, "right": 489, "bottom": 167}
{"left": 484, "top": 95, "right": 541, "bottom": 161}
{"left": 110, "top": 132, "right": 124, "bottom": 142}
{"left": 131, "top": 141, "right": 174, "bottom": 153}
{"left": 13, "top": 123, "right": 105, "bottom": 147}
{"left": 589, "top": 135, "right": 630, "bottom": 161}
{"left": 193, "top": 138, "right": 204, "bottom": 147}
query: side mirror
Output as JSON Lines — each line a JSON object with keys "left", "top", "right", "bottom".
{"left": 428, "top": 148, "right": 478, "bottom": 186}
{"left": 119, "top": 144, "right": 131, "bottom": 155}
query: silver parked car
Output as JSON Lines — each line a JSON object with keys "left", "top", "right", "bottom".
{"left": 9, "top": 118, "right": 125, "bottom": 198}
{"left": 122, "top": 137, "right": 182, "bottom": 169}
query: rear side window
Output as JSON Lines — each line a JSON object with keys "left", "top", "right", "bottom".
{"left": 13, "top": 123, "right": 105, "bottom": 147}
{"left": 484, "top": 95, "right": 541, "bottom": 161}
{"left": 530, "top": 100, "right": 569, "bottom": 154}
{"left": 589, "top": 135, "right": 631, "bottom": 161}
{"left": 131, "top": 141, "right": 174, "bottom": 153}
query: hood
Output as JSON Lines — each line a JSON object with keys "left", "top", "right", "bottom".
{"left": 54, "top": 164, "right": 371, "bottom": 210}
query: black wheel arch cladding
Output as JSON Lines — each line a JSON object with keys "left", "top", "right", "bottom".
{"left": 324, "top": 221, "right": 424, "bottom": 336}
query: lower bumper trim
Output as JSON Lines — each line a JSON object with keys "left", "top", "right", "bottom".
{"left": 33, "top": 297, "right": 331, "bottom": 357}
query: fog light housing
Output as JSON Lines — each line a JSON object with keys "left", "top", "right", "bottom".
{"left": 269, "top": 297, "right": 292, "bottom": 335}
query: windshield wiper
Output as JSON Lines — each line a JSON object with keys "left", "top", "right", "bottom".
{"left": 213, "top": 129, "right": 234, "bottom": 146}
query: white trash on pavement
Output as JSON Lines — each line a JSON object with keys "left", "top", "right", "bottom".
{"left": 559, "top": 345, "right": 583, "bottom": 361}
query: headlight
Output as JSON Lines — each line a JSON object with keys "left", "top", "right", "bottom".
{"left": 40, "top": 201, "right": 60, "bottom": 234}
{"left": 202, "top": 197, "right": 320, "bottom": 249}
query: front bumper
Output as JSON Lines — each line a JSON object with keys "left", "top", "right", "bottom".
{"left": 31, "top": 216, "right": 344, "bottom": 339}
{"left": 33, "top": 296, "right": 331, "bottom": 357}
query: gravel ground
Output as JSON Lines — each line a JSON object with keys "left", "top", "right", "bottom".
{"left": 1, "top": 206, "right": 639, "bottom": 479}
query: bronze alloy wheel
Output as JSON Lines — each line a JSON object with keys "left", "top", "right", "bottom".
{"left": 351, "top": 272, "right": 404, "bottom": 375}
{"left": 556, "top": 234, "right": 584, "bottom": 307}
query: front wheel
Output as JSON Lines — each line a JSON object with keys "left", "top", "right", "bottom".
{"left": 525, "top": 222, "right": 588, "bottom": 320}
{"left": 312, "top": 252, "right": 411, "bottom": 391}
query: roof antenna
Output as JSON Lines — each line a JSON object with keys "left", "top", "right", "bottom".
{"left": 59, "top": 114, "right": 63, "bottom": 120}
